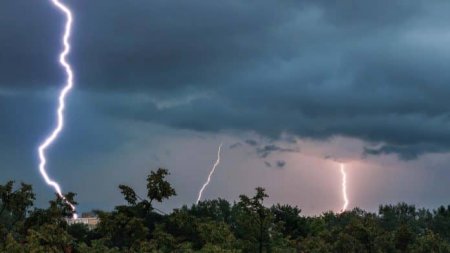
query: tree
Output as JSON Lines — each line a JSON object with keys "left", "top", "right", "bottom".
{"left": 379, "top": 203, "right": 417, "bottom": 231}
{"left": 271, "top": 204, "right": 307, "bottom": 240}
{"left": 96, "top": 168, "right": 176, "bottom": 251}
{"left": 8, "top": 172, "right": 450, "bottom": 252}
{"left": 395, "top": 223, "right": 415, "bottom": 252}
{"left": 148, "top": 224, "right": 178, "bottom": 252}
{"left": 409, "top": 230, "right": 450, "bottom": 253}
{"left": 298, "top": 236, "right": 332, "bottom": 253}
{"left": 332, "top": 232, "right": 365, "bottom": 253}
{"left": 96, "top": 208, "right": 149, "bottom": 249}
{"left": 197, "top": 220, "right": 236, "bottom": 249}
{"left": 68, "top": 223, "right": 90, "bottom": 245}
{"left": 118, "top": 185, "right": 138, "bottom": 206}
{"left": 0, "top": 181, "right": 14, "bottom": 217}
{"left": 190, "top": 199, "right": 232, "bottom": 223}
{"left": 26, "top": 223, "right": 74, "bottom": 253}
{"left": 235, "top": 187, "right": 274, "bottom": 253}
{"left": 76, "top": 239, "right": 121, "bottom": 253}
{"left": 147, "top": 168, "right": 177, "bottom": 204}
{"left": 25, "top": 192, "right": 78, "bottom": 232}
{"left": 431, "top": 206, "right": 450, "bottom": 240}
{"left": 0, "top": 181, "right": 35, "bottom": 223}
{"left": 2, "top": 233, "right": 23, "bottom": 253}
{"left": 0, "top": 181, "right": 35, "bottom": 243}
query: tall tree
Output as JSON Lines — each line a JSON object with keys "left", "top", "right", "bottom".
{"left": 235, "top": 187, "right": 274, "bottom": 253}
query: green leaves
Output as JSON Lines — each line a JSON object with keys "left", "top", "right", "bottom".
{"left": 147, "top": 168, "right": 176, "bottom": 203}
{"left": 5, "top": 172, "right": 450, "bottom": 252}
{"left": 0, "top": 181, "right": 35, "bottom": 218}
{"left": 0, "top": 181, "right": 35, "bottom": 235}
{"left": 119, "top": 185, "right": 138, "bottom": 205}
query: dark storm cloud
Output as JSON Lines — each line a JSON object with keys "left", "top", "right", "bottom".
{"left": 256, "top": 145, "right": 300, "bottom": 158}
{"left": 228, "top": 139, "right": 297, "bottom": 159}
{"left": 364, "top": 144, "right": 445, "bottom": 161}
{"left": 275, "top": 160, "right": 286, "bottom": 168}
{"left": 264, "top": 161, "right": 272, "bottom": 168}
{"left": 0, "top": 1, "right": 64, "bottom": 89}
{"left": 229, "top": 143, "right": 242, "bottom": 149}
{"left": 2, "top": 0, "right": 450, "bottom": 158}
{"left": 263, "top": 160, "right": 287, "bottom": 169}
{"left": 245, "top": 140, "right": 259, "bottom": 147}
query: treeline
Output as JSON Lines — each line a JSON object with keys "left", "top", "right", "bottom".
{"left": 2, "top": 169, "right": 450, "bottom": 252}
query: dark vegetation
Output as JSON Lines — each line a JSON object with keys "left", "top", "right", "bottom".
{"left": 2, "top": 168, "right": 450, "bottom": 252}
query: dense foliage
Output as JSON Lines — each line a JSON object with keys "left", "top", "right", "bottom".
{"left": 2, "top": 168, "right": 450, "bottom": 252}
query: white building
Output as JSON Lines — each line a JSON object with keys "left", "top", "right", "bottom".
{"left": 66, "top": 215, "right": 100, "bottom": 230}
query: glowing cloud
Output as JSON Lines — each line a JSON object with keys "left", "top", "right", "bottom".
{"left": 196, "top": 143, "right": 223, "bottom": 204}
{"left": 38, "top": 0, "right": 77, "bottom": 218}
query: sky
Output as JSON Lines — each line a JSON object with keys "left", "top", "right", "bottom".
{"left": 1, "top": 0, "right": 450, "bottom": 215}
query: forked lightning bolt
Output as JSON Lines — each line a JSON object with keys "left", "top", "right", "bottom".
{"left": 197, "top": 143, "right": 223, "bottom": 204}
{"left": 340, "top": 163, "right": 349, "bottom": 212}
{"left": 38, "top": 0, "right": 77, "bottom": 218}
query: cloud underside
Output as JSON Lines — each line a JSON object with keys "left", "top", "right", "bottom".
{"left": 2, "top": 0, "right": 450, "bottom": 159}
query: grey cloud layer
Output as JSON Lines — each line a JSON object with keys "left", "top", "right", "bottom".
{"left": 2, "top": 0, "right": 450, "bottom": 158}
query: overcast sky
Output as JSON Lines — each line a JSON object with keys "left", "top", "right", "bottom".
{"left": 2, "top": 0, "right": 450, "bottom": 215}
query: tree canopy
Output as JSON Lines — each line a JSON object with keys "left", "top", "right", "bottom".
{"left": 2, "top": 168, "right": 450, "bottom": 252}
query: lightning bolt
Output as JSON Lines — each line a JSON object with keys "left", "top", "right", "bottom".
{"left": 196, "top": 143, "right": 223, "bottom": 204}
{"left": 340, "top": 163, "right": 349, "bottom": 212}
{"left": 38, "top": 0, "right": 77, "bottom": 219}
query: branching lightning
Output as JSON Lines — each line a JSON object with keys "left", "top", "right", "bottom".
{"left": 196, "top": 143, "right": 223, "bottom": 204}
{"left": 340, "top": 163, "right": 349, "bottom": 212}
{"left": 38, "top": 0, "right": 77, "bottom": 218}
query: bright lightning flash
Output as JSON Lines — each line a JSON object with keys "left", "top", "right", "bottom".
{"left": 38, "top": 0, "right": 77, "bottom": 219}
{"left": 340, "top": 163, "right": 349, "bottom": 212}
{"left": 196, "top": 143, "right": 223, "bottom": 204}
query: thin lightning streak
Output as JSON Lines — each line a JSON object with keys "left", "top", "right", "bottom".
{"left": 196, "top": 143, "right": 223, "bottom": 204}
{"left": 340, "top": 163, "right": 349, "bottom": 212}
{"left": 38, "top": 0, "right": 77, "bottom": 219}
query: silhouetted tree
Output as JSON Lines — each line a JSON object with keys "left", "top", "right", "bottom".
{"left": 4, "top": 171, "right": 450, "bottom": 252}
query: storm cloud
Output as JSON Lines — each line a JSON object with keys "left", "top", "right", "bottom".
{"left": 2, "top": 0, "right": 450, "bottom": 159}
{"left": 256, "top": 144, "right": 300, "bottom": 158}
{"left": 275, "top": 160, "right": 286, "bottom": 168}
